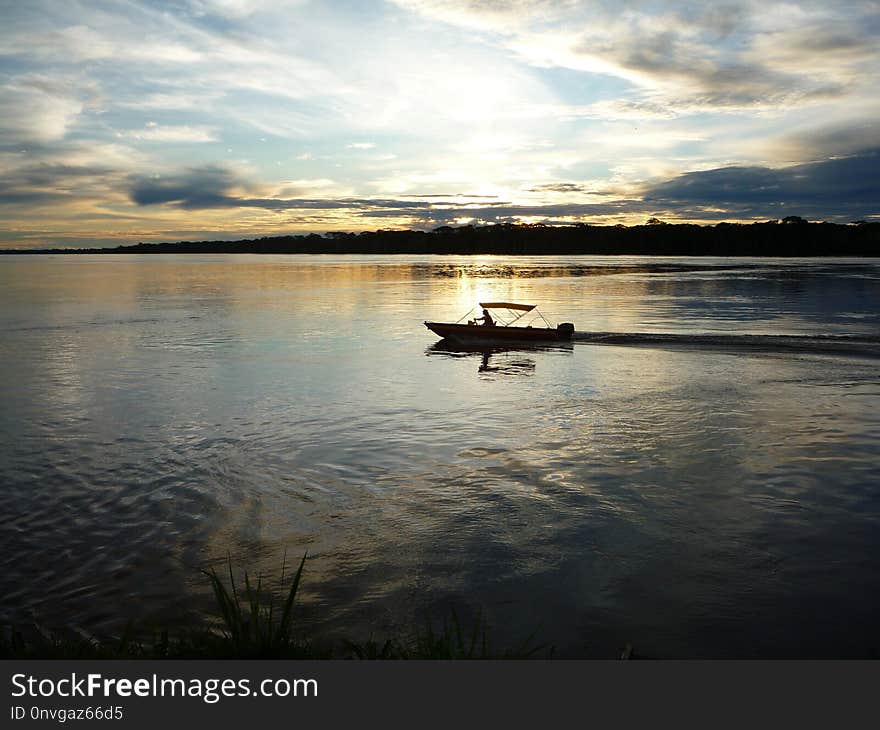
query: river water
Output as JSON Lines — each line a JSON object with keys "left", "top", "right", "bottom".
{"left": 1, "top": 254, "right": 879, "bottom": 657}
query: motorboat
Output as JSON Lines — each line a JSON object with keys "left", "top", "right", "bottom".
{"left": 424, "top": 302, "right": 574, "bottom": 343}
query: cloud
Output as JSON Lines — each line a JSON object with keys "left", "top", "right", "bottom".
{"left": 187, "top": 0, "right": 306, "bottom": 19}
{"left": 748, "top": 17, "right": 880, "bottom": 75}
{"left": 126, "top": 150, "right": 880, "bottom": 226}
{"left": 524, "top": 183, "right": 624, "bottom": 196}
{"left": 389, "top": 0, "right": 555, "bottom": 34}
{"left": 124, "top": 164, "right": 631, "bottom": 227}
{"left": 2, "top": 0, "right": 878, "bottom": 243}
{"left": 0, "top": 76, "right": 88, "bottom": 144}
{"left": 527, "top": 183, "right": 589, "bottom": 193}
{"left": 0, "top": 160, "right": 128, "bottom": 208}
{"left": 0, "top": 19, "right": 205, "bottom": 64}
{"left": 273, "top": 178, "right": 339, "bottom": 196}
{"left": 0, "top": 3, "right": 350, "bottom": 116}
{"left": 643, "top": 149, "right": 880, "bottom": 220}
{"left": 128, "top": 164, "right": 515, "bottom": 214}
{"left": 361, "top": 200, "right": 638, "bottom": 220}
{"left": 393, "top": 0, "right": 879, "bottom": 112}
{"left": 568, "top": 99, "right": 681, "bottom": 121}
{"left": 117, "top": 124, "right": 220, "bottom": 143}
{"left": 768, "top": 119, "right": 880, "bottom": 162}
{"left": 129, "top": 166, "right": 240, "bottom": 207}
{"left": 128, "top": 165, "right": 415, "bottom": 210}
{"left": 118, "top": 91, "right": 226, "bottom": 111}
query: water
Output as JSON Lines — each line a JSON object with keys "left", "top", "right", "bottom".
{"left": 1, "top": 254, "right": 879, "bottom": 657}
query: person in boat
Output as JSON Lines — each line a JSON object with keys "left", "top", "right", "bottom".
{"left": 475, "top": 308, "right": 495, "bottom": 326}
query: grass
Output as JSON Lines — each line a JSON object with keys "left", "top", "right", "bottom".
{"left": 344, "top": 609, "right": 551, "bottom": 659}
{"left": 200, "top": 551, "right": 315, "bottom": 658}
{"left": 1, "top": 553, "right": 563, "bottom": 659}
{"left": 1, "top": 623, "right": 178, "bottom": 659}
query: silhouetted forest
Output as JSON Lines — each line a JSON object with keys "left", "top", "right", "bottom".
{"left": 6, "top": 220, "right": 880, "bottom": 256}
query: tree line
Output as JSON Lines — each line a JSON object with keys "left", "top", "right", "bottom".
{"left": 6, "top": 220, "right": 880, "bottom": 256}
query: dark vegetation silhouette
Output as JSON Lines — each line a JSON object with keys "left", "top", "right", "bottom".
{"left": 4, "top": 220, "right": 878, "bottom": 256}
{"left": 2, "top": 554, "right": 558, "bottom": 659}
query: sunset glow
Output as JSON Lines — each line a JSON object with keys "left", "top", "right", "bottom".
{"left": 1, "top": 1, "right": 878, "bottom": 248}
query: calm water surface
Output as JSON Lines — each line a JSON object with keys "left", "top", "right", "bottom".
{"left": 1, "top": 254, "right": 879, "bottom": 657}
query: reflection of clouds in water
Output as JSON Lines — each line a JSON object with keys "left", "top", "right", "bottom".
{"left": 296, "top": 346, "right": 880, "bottom": 656}
{"left": 2, "top": 256, "right": 879, "bottom": 656}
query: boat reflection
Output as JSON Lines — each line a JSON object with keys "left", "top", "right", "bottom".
{"left": 425, "top": 338, "right": 573, "bottom": 377}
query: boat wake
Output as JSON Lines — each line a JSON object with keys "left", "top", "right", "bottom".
{"left": 573, "top": 331, "right": 880, "bottom": 357}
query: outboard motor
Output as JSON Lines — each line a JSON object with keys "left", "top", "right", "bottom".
{"left": 557, "top": 322, "right": 575, "bottom": 340}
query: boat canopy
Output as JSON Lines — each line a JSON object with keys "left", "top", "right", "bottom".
{"left": 453, "top": 301, "right": 551, "bottom": 328}
{"left": 478, "top": 302, "right": 535, "bottom": 312}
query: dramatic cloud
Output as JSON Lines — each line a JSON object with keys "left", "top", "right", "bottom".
{"left": 127, "top": 165, "right": 505, "bottom": 215}
{"left": 394, "top": 0, "right": 879, "bottom": 110}
{"left": 123, "top": 149, "right": 880, "bottom": 229}
{"left": 0, "top": 1, "right": 878, "bottom": 247}
{"left": 769, "top": 120, "right": 880, "bottom": 162}
{"left": 129, "top": 166, "right": 244, "bottom": 208}
{"left": 643, "top": 149, "right": 880, "bottom": 220}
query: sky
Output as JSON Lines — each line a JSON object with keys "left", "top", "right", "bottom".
{"left": 0, "top": 0, "right": 878, "bottom": 248}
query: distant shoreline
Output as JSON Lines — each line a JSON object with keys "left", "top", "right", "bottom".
{"left": 3, "top": 221, "right": 879, "bottom": 256}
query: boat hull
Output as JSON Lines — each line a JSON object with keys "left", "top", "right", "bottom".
{"left": 425, "top": 321, "right": 573, "bottom": 343}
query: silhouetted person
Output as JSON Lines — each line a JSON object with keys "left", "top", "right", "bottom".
{"left": 475, "top": 309, "right": 495, "bottom": 326}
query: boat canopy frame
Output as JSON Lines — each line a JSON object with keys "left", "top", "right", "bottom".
{"left": 455, "top": 302, "right": 553, "bottom": 328}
